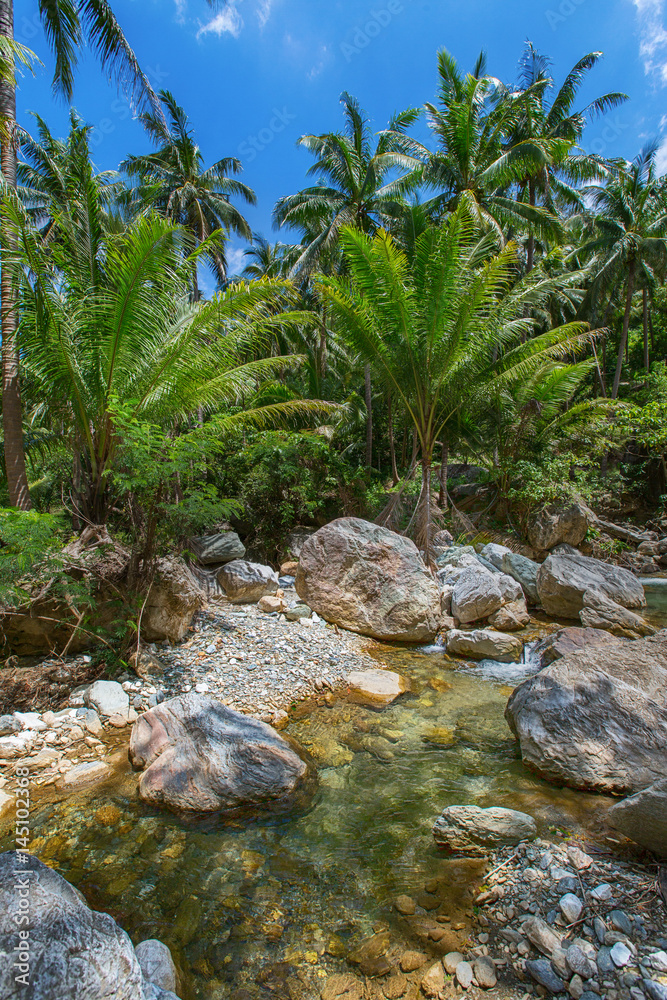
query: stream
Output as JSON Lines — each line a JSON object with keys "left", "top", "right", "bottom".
{"left": 2, "top": 599, "right": 666, "bottom": 999}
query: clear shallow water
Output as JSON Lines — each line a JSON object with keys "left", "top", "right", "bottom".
{"left": 5, "top": 600, "right": 666, "bottom": 999}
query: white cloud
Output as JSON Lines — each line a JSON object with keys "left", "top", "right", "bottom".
{"left": 226, "top": 245, "right": 248, "bottom": 277}
{"left": 632, "top": 0, "right": 667, "bottom": 84}
{"left": 257, "top": 0, "right": 273, "bottom": 27}
{"left": 656, "top": 136, "right": 667, "bottom": 174}
{"left": 197, "top": 3, "right": 244, "bottom": 39}
{"left": 174, "top": 0, "right": 187, "bottom": 22}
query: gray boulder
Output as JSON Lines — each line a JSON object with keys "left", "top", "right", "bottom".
{"left": 487, "top": 599, "right": 530, "bottom": 632}
{"left": 446, "top": 628, "right": 523, "bottom": 663}
{"left": 479, "top": 542, "right": 512, "bottom": 569}
{"left": 433, "top": 805, "right": 536, "bottom": 855}
{"left": 85, "top": 680, "right": 129, "bottom": 718}
{"left": 129, "top": 694, "right": 312, "bottom": 815}
{"left": 142, "top": 557, "right": 205, "bottom": 643}
{"left": 536, "top": 553, "right": 645, "bottom": 619}
{"left": 192, "top": 531, "right": 245, "bottom": 565}
{"left": 506, "top": 631, "right": 667, "bottom": 793}
{"left": 501, "top": 551, "right": 540, "bottom": 605}
{"left": 608, "top": 779, "right": 667, "bottom": 856}
{"left": 533, "top": 626, "right": 624, "bottom": 668}
{"left": 0, "top": 851, "right": 179, "bottom": 1000}
{"left": 284, "top": 526, "right": 316, "bottom": 558}
{"left": 217, "top": 559, "right": 279, "bottom": 603}
{"left": 295, "top": 518, "right": 440, "bottom": 642}
{"left": 135, "top": 940, "right": 179, "bottom": 994}
{"left": 451, "top": 565, "right": 503, "bottom": 623}
{"left": 579, "top": 590, "right": 655, "bottom": 639}
{"left": 527, "top": 501, "right": 590, "bottom": 550}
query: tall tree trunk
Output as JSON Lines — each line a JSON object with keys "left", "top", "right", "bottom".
{"left": 649, "top": 304, "right": 656, "bottom": 354}
{"left": 364, "top": 363, "right": 372, "bottom": 472}
{"left": 319, "top": 305, "right": 327, "bottom": 380}
{"left": 526, "top": 179, "right": 536, "bottom": 274}
{"left": 438, "top": 437, "right": 449, "bottom": 510}
{"left": 612, "top": 261, "right": 635, "bottom": 400}
{"left": 418, "top": 452, "right": 434, "bottom": 566}
{"left": 387, "top": 390, "right": 398, "bottom": 486}
{"left": 0, "top": 0, "right": 31, "bottom": 510}
{"left": 643, "top": 286, "right": 650, "bottom": 375}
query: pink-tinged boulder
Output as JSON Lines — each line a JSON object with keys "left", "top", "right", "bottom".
{"left": 129, "top": 694, "right": 312, "bottom": 816}
{"left": 295, "top": 518, "right": 440, "bottom": 641}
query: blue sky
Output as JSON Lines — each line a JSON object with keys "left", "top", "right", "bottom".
{"left": 12, "top": 0, "right": 667, "bottom": 286}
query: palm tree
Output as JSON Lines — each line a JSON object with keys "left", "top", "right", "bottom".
{"left": 582, "top": 142, "right": 667, "bottom": 398}
{"left": 273, "top": 91, "right": 420, "bottom": 275}
{"left": 510, "top": 43, "right": 627, "bottom": 271}
{"left": 11, "top": 199, "right": 326, "bottom": 522}
{"left": 121, "top": 89, "right": 256, "bottom": 295}
{"left": 0, "top": 0, "right": 171, "bottom": 510}
{"left": 315, "top": 206, "right": 591, "bottom": 559}
{"left": 413, "top": 49, "right": 565, "bottom": 245}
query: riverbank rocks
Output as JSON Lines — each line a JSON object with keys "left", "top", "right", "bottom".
{"left": 217, "top": 560, "right": 279, "bottom": 603}
{"left": 505, "top": 631, "right": 667, "bottom": 793}
{"left": 129, "top": 693, "right": 311, "bottom": 815}
{"left": 192, "top": 531, "right": 245, "bottom": 565}
{"left": 295, "top": 518, "right": 440, "bottom": 641}
{"left": 533, "top": 626, "right": 624, "bottom": 668}
{"left": 501, "top": 551, "right": 540, "bottom": 605}
{"left": 433, "top": 805, "right": 537, "bottom": 855}
{"left": 487, "top": 600, "right": 530, "bottom": 631}
{"left": 346, "top": 669, "right": 409, "bottom": 708}
{"left": 446, "top": 628, "right": 523, "bottom": 663}
{"left": 579, "top": 589, "right": 655, "bottom": 639}
{"left": 527, "top": 501, "right": 590, "bottom": 551}
{"left": 142, "top": 557, "right": 206, "bottom": 643}
{"left": 536, "top": 552, "right": 645, "bottom": 620}
{"left": 84, "top": 679, "right": 129, "bottom": 718}
{"left": 0, "top": 851, "right": 179, "bottom": 1000}
{"left": 608, "top": 779, "right": 667, "bottom": 856}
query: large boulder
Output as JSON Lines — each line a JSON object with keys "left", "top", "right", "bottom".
{"left": 294, "top": 518, "right": 440, "bottom": 641}
{"left": 433, "top": 805, "right": 536, "bottom": 856}
{"left": 608, "top": 779, "right": 667, "bottom": 856}
{"left": 192, "top": 531, "right": 245, "bottom": 565}
{"left": 142, "top": 558, "right": 206, "bottom": 643}
{"left": 450, "top": 565, "right": 503, "bottom": 623}
{"left": 479, "top": 542, "right": 512, "bottom": 570}
{"left": 579, "top": 590, "right": 655, "bottom": 639}
{"left": 346, "top": 669, "right": 409, "bottom": 708}
{"left": 0, "top": 851, "right": 179, "bottom": 1000}
{"left": 533, "top": 626, "right": 624, "bottom": 668}
{"left": 129, "top": 694, "right": 312, "bottom": 815}
{"left": 505, "top": 631, "right": 667, "bottom": 793}
{"left": 527, "top": 501, "right": 590, "bottom": 551}
{"left": 217, "top": 560, "right": 279, "bottom": 603}
{"left": 536, "top": 553, "right": 645, "bottom": 619}
{"left": 446, "top": 628, "right": 523, "bottom": 663}
{"left": 501, "top": 551, "right": 540, "bottom": 605}
{"left": 487, "top": 600, "right": 530, "bottom": 632}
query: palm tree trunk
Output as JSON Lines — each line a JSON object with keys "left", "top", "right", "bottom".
{"left": 418, "top": 450, "right": 435, "bottom": 565}
{"left": 364, "top": 363, "right": 372, "bottom": 472}
{"left": 387, "top": 390, "right": 398, "bottom": 486}
{"left": 0, "top": 0, "right": 31, "bottom": 510}
{"left": 643, "top": 286, "right": 649, "bottom": 375}
{"left": 612, "top": 261, "right": 635, "bottom": 399}
{"left": 438, "top": 437, "right": 449, "bottom": 510}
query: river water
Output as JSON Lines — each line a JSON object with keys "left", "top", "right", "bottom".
{"left": 3, "top": 602, "right": 665, "bottom": 999}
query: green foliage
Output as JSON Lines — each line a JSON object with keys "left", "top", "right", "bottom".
{"left": 0, "top": 509, "right": 64, "bottom": 603}
{"left": 506, "top": 455, "right": 619, "bottom": 508}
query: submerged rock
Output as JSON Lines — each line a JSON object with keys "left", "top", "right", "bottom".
{"left": 129, "top": 693, "right": 312, "bottom": 816}
{"left": 446, "top": 628, "right": 523, "bottom": 663}
{"left": 0, "top": 851, "right": 179, "bottom": 999}
{"left": 295, "top": 518, "right": 440, "bottom": 641}
{"left": 506, "top": 631, "right": 667, "bottom": 793}
{"left": 346, "top": 669, "right": 409, "bottom": 708}
{"left": 536, "top": 553, "right": 645, "bottom": 620}
{"left": 432, "top": 804, "right": 537, "bottom": 855}
{"left": 608, "top": 778, "right": 667, "bottom": 856}
{"left": 135, "top": 940, "right": 180, "bottom": 995}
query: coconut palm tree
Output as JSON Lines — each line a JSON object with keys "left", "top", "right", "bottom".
{"left": 581, "top": 142, "right": 667, "bottom": 398}
{"left": 412, "top": 48, "right": 566, "bottom": 245}
{"left": 0, "top": 0, "right": 173, "bottom": 510}
{"left": 121, "top": 89, "right": 256, "bottom": 295}
{"left": 509, "top": 43, "right": 627, "bottom": 271}
{"left": 315, "top": 206, "right": 591, "bottom": 559}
